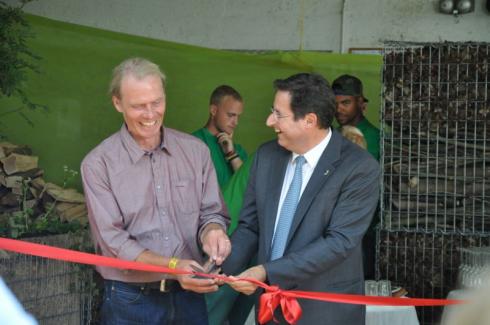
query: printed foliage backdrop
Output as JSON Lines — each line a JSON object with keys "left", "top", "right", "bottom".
{"left": 0, "top": 15, "right": 382, "bottom": 190}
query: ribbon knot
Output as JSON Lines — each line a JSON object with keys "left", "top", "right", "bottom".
{"left": 259, "top": 286, "right": 302, "bottom": 324}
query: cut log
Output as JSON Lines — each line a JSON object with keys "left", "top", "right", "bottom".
{"left": 1, "top": 153, "right": 39, "bottom": 175}
{"left": 0, "top": 142, "right": 32, "bottom": 158}
{"left": 3, "top": 175, "right": 23, "bottom": 189}
{"left": 24, "top": 199, "right": 37, "bottom": 209}
{"left": 29, "top": 186, "right": 42, "bottom": 199}
{"left": 54, "top": 202, "right": 78, "bottom": 214}
{"left": 0, "top": 142, "right": 18, "bottom": 159}
{"left": 0, "top": 185, "right": 8, "bottom": 198}
{"left": 12, "top": 168, "right": 44, "bottom": 179}
{"left": 11, "top": 186, "right": 23, "bottom": 195}
{"left": 45, "top": 183, "right": 85, "bottom": 203}
{"left": 31, "top": 177, "right": 46, "bottom": 191}
{"left": 56, "top": 203, "right": 87, "bottom": 223}
{"left": 0, "top": 192, "right": 21, "bottom": 206}
{"left": 0, "top": 206, "right": 21, "bottom": 214}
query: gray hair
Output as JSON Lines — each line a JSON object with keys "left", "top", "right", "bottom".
{"left": 109, "top": 57, "right": 166, "bottom": 98}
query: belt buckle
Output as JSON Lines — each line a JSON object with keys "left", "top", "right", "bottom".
{"left": 159, "top": 279, "right": 167, "bottom": 292}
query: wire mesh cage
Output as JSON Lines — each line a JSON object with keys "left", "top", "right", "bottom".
{"left": 0, "top": 233, "right": 95, "bottom": 324}
{"left": 378, "top": 41, "right": 490, "bottom": 324}
{"left": 376, "top": 229, "right": 490, "bottom": 324}
{"left": 381, "top": 42, "right": 490, "bottom": 234}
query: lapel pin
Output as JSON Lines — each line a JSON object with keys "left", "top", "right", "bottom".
{"left": 324, "top": 170, "right": 330, "bottom": 176}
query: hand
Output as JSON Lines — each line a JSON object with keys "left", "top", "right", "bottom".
{"left": 228, "top": 265, "right": 266, "bottom": 295}
{"left": 175, "top": 259, "right": 219, "bottom": 293}
{"left": 201, "top": 223, "right": 231, "bottom": 266}
{"left": 216, "top": 132, "right": 234, "bottom": 155}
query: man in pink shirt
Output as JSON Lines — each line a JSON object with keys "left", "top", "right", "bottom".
{"left": 82, "top": 57, "right": 230, "bottom": 324}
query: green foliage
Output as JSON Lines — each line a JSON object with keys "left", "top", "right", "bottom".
{"left": 0, "top": 0, "right": 46, "bottom": 126}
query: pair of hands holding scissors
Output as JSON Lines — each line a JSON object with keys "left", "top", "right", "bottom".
{"left": 174, "top": 223, "right": 266, "bottom": 295}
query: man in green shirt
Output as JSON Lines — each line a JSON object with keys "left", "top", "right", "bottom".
{"left": 332, "top": 74, "right": 380, "bottom": 280}
{"left": 332, "top": 74, "right": 380, "bottom": 160}
{"left": 193, "top": 85, "right": 252, "bottom": 325}
{"left": 193, "top": 85, "right": 248, "bottom": 189}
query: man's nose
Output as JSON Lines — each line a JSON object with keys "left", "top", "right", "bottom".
{"left": 142, "top": 105, "right": 156, "bottom": 116}
{"left": 266, "top": 113, "right": 275, "bottom": 127}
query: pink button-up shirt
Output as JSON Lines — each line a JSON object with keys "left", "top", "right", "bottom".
{"left": 81, "top": 125, "right": 229, "bottom": 282}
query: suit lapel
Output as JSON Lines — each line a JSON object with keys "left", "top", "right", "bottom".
{"left": 264, "top": 147, "right": 290, "bottom": 259}
{"left": 286, "top": 130, "right": 343, "bottom": 246}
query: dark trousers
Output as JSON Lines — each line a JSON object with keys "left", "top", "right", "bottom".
{"left": 101, "top": 280, "right": 208, "bottom": 325}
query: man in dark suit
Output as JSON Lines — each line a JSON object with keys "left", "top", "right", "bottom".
{"left": 223, "top": 73, "right": 380, "bottom": 324}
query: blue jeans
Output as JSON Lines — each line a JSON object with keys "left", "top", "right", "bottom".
{"left": 101, "top": 280, "right": 208, "bottom": 325}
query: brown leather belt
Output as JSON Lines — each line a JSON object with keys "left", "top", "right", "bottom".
{"left": 125, "top": 279, "right": 183, "bottom": 293}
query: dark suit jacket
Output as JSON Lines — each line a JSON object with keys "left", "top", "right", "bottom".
{"left": 223, "top": 130, "right": 380, "bottom": 324}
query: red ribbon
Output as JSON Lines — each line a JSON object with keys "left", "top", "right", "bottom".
{"left": 0, "top": 237, "right": 464, "bottom": 324}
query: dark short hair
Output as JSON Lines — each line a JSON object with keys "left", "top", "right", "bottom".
{"left": 273, "top": 73, "right": 335, "bottom": 129}
{"left": 209, "top": 85, "right": 243, "bottom": 105}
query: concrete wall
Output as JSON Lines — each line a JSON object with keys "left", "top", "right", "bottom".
{"left": 6, "top": 0, "right": 490, "bottom": 51}
{"left": 342, "top": 0, "right": 490, "bottom": 52}
{"left": 9, "top": 0, "right": 342, "bottom": 51}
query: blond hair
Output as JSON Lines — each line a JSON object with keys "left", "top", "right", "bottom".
{"left": 109, "top": 57, "right": 166, "bottom": 98}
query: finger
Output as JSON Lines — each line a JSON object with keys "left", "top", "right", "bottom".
{"left": 180, "top": 276, "right": 214, "bottom": 287}
{"left": 229, "top": 281, "right": 254, "bottom": 294}
{"left": 215, "top": 277, "right": 226, "bottom": 286}
{"left": 181, "top": 276, "right": 219, "bottom": 293}
{"left": 208, "top": 238, "right": 219, "bottom": 262}
{"left": 238, "top": 283, "right": 257, "bottom": 295}
{"left": 191, "top": 284, "right": 219, "bottom": 293}
{"left": 182, "top": 282, "right": 219, "bottom": 293}
{"left": 216, "top": 238, "right": 231, "bottom": 265}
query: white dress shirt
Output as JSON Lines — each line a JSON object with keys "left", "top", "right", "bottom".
{"left": 272, "top": 128, "right": 332, "bottom": 237}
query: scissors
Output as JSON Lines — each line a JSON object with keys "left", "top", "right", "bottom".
{"left": 190, "top": 260, "right": 220, "bottom": 279}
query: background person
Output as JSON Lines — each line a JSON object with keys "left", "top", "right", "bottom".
{"left": 193, "top": 85, "right": 248, "bottom": 189}
{"left": 333, "top": 74, "right": 381, "bottom": 280}
{"left": 194, "top": 85, "right": 254, "bottom": 325}
{"left": 332, "top": 74, "right": 380, "bottom": 160}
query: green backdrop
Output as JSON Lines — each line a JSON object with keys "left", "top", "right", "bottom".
{"left": 0, "top": 15, "right": 382, "bottom": 191}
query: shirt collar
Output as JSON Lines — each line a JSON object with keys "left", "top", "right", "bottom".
{"left": 120, "top": 124, "right": 167, "bottom": 164}
{"left": 291, "top": 127, "right": 332, "bottom": 169}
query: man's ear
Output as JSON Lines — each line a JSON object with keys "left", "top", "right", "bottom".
{"left": 357, "top": 97, "right": 367, "bottom": 113}
{"left": 210, "top": 104, "right": 218, "bottom": 116}
{"left": 305, "top": 113, "right": 317, "bottom": 128}
{"left": 113, "top": 96, "right": 123, "bottom": 113}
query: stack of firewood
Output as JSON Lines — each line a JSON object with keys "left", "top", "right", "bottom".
{"left": 379, "top": 42, "right": 490, "bottom": 324}
{"left": 382, "top": 42, "right": 490, "bottom": 233}
{"left": 383, "top": 42, "right": 490, "bottom": 140}
{"left": 0, "top": 141, "right": 87, "bottom": 226}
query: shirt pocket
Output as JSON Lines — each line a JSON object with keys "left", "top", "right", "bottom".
{"left": 173, "top": 178, "right": 199, "bottom": 214}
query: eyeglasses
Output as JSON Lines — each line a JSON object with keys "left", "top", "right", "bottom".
{"left": 270, "top": 107, "right": 290, "bottom": 120}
